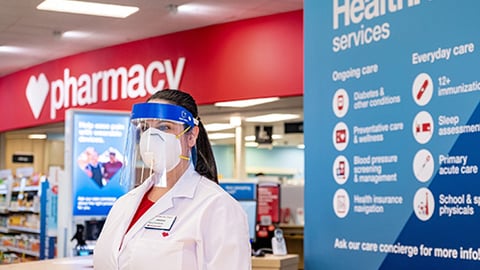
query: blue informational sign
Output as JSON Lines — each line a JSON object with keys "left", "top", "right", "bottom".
{"left": 70, "top": 110, "right": 130, "bottom": 216}
{"left": 220, "top": 183, "right": 256, "bottom": 201}
{"left": 305, "top": 1, "right": 480, "bottom": 269}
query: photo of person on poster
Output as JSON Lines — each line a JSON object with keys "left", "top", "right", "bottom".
{"left": 78, "top": 146, "right": 125, "bottom": 188}
{"left": 78, "top": 147, "right": 104, "bottom": 188}
{"left": 102, "top": 148, "right": 123, "bottom": 184}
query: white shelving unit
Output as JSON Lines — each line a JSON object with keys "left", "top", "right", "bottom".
{"left": 0, "top": 170, "right": 13, "bottom": 243}
{"left": 0, "top": 167, "right": 56, "bottom": 264}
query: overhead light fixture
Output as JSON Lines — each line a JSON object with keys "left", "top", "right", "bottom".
{"left": 204, "top": 123, "right": 233, "bottom": 132}
{"left": 28, "top": 134, "right": 47, "bottom": 140}
{"left": 0, "top": 45, "right": 23, "bottom": 53}
{"left": 176, "top": 4, "right": 213, "bottom": 14}
{"left": 208, "top": 133, "right": 235, "bottom": 140}
{"left": 62, "top": 30, "right": 91, "bottom": 38}
{"left": 37, "top": 0, "right": 139, "bottom": 18}
{"left": 214, "top": 97, "right": 280, "bottom": 108}
{"left": 245, "top": 113, "right": 300, "bottom": 123}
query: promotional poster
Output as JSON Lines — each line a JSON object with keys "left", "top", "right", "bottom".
{"left": 67, "top": 110, "right": 130, "bottom": 216}
{"left": 305, "top": 0, "right": 480, "bottom": 269}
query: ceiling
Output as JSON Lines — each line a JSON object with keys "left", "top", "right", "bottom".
{"left": 1, "top": 0, "right": 304, "bottom": 147}
{"left": 0, "top": 0, "right": 303, "bottom": 77}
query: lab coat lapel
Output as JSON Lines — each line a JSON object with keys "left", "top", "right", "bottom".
{"left": 121, "top": 179, "right": 175, "bottom": 247}
{"left": 170, "top": 164, "right": 200, "bottom": 200}
{"left": 120, "top": 165, "right": 200, "bottom": 247}
{"left": 117, "top": 177, "right": 156, "bottom": 252}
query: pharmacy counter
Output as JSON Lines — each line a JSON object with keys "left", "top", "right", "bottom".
{"left": 0, "top": 254, "right": 299, "bottom": 270}
{"left": 252, "top": 254, "right": 299, "bottom": 270}
{"left": 0, "top": 256, "right": 93, "bottom": 269}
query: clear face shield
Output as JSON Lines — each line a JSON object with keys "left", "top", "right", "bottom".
{"left": 121, "top": 102, "right": 197, "bottom": 188}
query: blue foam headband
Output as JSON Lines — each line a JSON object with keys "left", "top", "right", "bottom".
{"left": 131, "top": 103, "right": 197, "bottom": 128}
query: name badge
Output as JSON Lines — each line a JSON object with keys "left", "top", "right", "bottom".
{"left": 145, "top": 215, "right": 177, "bottom": 231}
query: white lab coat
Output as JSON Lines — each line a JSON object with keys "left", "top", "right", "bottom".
{"left": 93, "top": 164, "right": 252, "bottom": 270}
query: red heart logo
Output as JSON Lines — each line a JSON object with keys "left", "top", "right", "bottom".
{"left": 162, "top": 232, "right": 169, "bottom": 237}
{"left": 25, "top": 73, "right": 50, "bottom": 119}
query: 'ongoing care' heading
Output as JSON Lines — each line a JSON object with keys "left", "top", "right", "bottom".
{"left": 332, "top": 0, "right": 421, "bottom": 52}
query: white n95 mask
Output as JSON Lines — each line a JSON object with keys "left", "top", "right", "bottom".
{"left": 120, "top": 102, "right": 198, "bottom": 189}
{"left": 139, "top": 127, "right": 182, "bottom": 174}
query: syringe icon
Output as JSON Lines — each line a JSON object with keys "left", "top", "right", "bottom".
{"left": 416, "top": 79, "right": 429, "bottom": 100}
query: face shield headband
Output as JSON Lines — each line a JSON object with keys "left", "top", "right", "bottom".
{"left": 120, "top": 103, "right": 198, "bottom": 189}
{"left": 131, "top": 102, "right": 198, "bottom": 128}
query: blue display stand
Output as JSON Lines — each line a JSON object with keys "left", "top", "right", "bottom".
{"left": 39, "top": 180, "right": 56, "bottom": 260}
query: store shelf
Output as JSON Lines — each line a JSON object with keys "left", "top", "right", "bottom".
{"left": 0, "top": 171, "right": 55, "bottom": 261}
{"left": 8, "top": 207, "right": 40, "bottom": 214}
{"left": 12, "top": 186, "right": 39, "bottom": 192}
{"left": 3, "top": 246, "right": 40, "bottom": 257}
{"left": 7, "top": 226, "right": 40, "bottom": 234}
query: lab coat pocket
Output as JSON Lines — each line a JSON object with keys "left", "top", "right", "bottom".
{"left": 130, "top": 239, "right": 184, "bottom": 270}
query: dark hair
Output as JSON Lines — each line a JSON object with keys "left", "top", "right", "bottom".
{"left": 147, "top": 89, "right": 218, "bottom": 183}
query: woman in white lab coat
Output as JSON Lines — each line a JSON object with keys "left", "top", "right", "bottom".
{"left": 93, "top": 89, "right": 251, "bottom": 270}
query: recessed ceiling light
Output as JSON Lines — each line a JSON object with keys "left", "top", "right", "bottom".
{"left": 208, "top": 133, "right": 235, "bottom": 140}
{"left": 28, "top": 134, "right": 47, "bottom": 140}
{"left": 214, "top": 97, "right": 280, "bottom": 108}
{"left": 37, "top": 0, "right": 139, "bottom": 18}
{"left": 0, "top": 46, "right": 23, "bottom": 53}
{"left": 245, "top": 113, "right": 299, "bottom": 123}
{"left": 176, "top": 4, "right": 212, "bottom": 14}
{"left": 204, "top": 123, "right": 233, "bottom": 132}
{"left": 62, "top": 31, "right": 91, "bottom": 38}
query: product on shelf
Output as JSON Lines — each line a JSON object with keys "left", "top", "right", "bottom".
{"left": 0, "top": 168, "right": 54, "bottom": 263}
{"left": 8, "top": 214, "right": 40, "bottom": 231}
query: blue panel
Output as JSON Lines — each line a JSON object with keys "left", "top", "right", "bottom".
{"left": 239, "top": 201, "right": 257, "bottom": 242}
{"left": 220, "top": 183, "right": 256, "bottom": 200}
{"left": 305, "top": 0, "right": 480, "bottom": 269}
{"left": 71, "top": 110, "right": 130, "bottom": 216}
